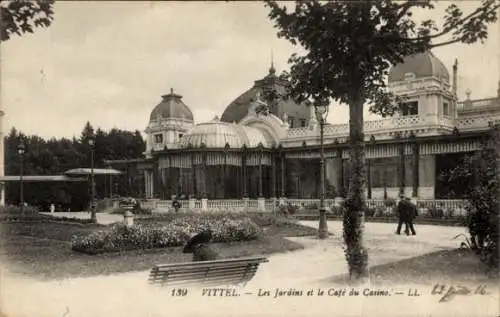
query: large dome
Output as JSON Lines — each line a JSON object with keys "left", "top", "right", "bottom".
{"left": 179, "top": 116, "right": 269, "bottom": 149}
{"left": 220, "top": 67, "right": 309, "bottom": 124}
{"left": 388, "top": 51, "right": 450, "bottom": 83}
{"left": 149, "top": 88, "right": 194, "bottom": 122}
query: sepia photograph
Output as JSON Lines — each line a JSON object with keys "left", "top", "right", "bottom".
{"left": 0, "top": 1, "right": 499, "bottom": 316}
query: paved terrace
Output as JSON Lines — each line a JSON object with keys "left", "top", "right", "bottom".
{"left": 2, "top": 216, "right": 498, "bottom": 317}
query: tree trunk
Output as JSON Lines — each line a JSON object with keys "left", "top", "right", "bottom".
{"left": 343, "top": 92, "right": 369, "bottom": 280}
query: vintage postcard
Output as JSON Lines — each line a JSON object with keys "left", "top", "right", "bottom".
{"left": 0, "top": 1, "right": 499, "bottom": 316}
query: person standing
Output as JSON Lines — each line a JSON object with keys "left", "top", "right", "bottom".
{"left": 404, "top": 197, "right": 417, "bottom": 236}
{"left": 395, "top": 195, "right": 408, "bottom": 235}
{"left": 396, "top": 196, "right": 417, "bottom": 236}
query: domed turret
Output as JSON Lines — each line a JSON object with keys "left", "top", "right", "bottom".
{"left": 144, "top": 88, "right": 194, "bottom": 157}
{"left": 388, "top": 51, "right": 450, "bottom": 83}
{"left": 387, "top": 51, "right": 457, "bottom": 132}
{"left": 149, "top": 88, "right": 193, "bottom": 122}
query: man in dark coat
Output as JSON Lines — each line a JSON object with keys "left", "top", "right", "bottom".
{"left": 396, "top": 196, "right": 417, "bottom": 235}
{"left": 183, "top": 229, "right": 219, "bottom": 262}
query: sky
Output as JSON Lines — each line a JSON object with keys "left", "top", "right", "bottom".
{"left": 1, "top": 1, "right": 499, "bottom": 140}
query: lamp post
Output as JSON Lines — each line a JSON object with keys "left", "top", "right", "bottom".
{"left": 88, "top": 135, "right": 97, "bottom": 223}
{"left": 18, "top": 140, "right": 25, "bottom": 214}
{"left": 315, "top": 102, "right": 329, "bottom": 239}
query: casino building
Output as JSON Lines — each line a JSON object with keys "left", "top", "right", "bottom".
{"left": 107, "top": 51, "right": 500, "bottom": 204}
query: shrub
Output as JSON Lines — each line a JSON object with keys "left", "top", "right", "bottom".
{"left": 111, "top": 207, "right": 152, "bottom": 216}
{"left": 246, "top": 212, "right": 297, "bottom": 227}
{"left": 329, "top": 206, "right": 344, "bottom": 216}
{"left": 384, "top": 198, "right": 396, "bottom": 207}
{"left": 275, "top": 204, "right": 299, "bottom": 217}
{"left": 442, "top": 126, "right": 499, "bottom": 270}
{"left": 304, "top": 203, "right": 318, "bottom": 210}
{"left": 0, "top": 205, "right": 39, "bottom": 214}
{"left": 364, "top": 207, "right": 375, "bottom": 217}
{"left": 0, "top": 212, "right": 95, "bottom": 224}
{"left": 96, "top": 199, "right": 113, "bottom": 212}
{"left": 427, "top": 206, "right": 444, "bottom": 218}
{"left": 71, "top": 215, "right": 263, "bottom": 254}
{"left": 287, "top": 204, "right": 299, "bottom": 215}
{"left": 374, "top": 207, "right": 385, "bottom": 217}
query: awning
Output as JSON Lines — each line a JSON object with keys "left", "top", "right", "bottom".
{"left": 64, "top": 168, "right": 123, "bottom": 176}
{"left": 0, "top": 175, "right": 87, "bottom": 182}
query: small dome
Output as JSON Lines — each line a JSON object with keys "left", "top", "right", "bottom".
{"left": 149, "top": 88, "right": 194, "bottom": 122}
{"left": 179, "top": 116, "right": 243, "bottom": 148}
{"left": 388, "top": 51, "right": 450, "bottom": 83}
{"left": 179, "top": 116, "right": 269, "bottom": 148}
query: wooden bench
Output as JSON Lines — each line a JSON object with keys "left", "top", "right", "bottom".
{"left": 148, "top": 256, "right": 269, "bottom": 287}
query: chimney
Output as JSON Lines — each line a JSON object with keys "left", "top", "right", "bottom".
{"left": 497, "top": 81, "right": 500, "bottom": 102}
{"left": 452, "top": 59, "right": 458, "bottom": 96}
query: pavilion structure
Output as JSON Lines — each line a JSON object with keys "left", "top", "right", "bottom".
{"left": 106, "top": 51, "right": 500, "bottom": 211}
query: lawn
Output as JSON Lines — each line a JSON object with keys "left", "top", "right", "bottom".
{"left": 0, "top": 213, "right": 316, "bottom": 280}
{"left": 329, "top": 248, "right": 499, "bottom": 287}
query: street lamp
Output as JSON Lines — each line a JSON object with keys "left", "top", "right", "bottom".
{"left": 18, "top": 140, "right": 25, "bottom": 214}
{"left": 88, "top": 135, "right": 97, "bottom": 223}
{"left": 315, "top": 101, "right": 329, "bottom": 239}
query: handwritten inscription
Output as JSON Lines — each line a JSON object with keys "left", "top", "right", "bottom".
{"left": 431, "top": 284, "right": 490, "bottom": 303}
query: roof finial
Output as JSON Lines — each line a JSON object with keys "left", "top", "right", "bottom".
{"left": 269, "top": 48, "right": 276, "bottom": 75}
{"left": 170, "top": 88, "right": 174, "bottom": 94}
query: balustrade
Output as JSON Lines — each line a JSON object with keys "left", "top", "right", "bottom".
{"left": 286, "top": 115, "right": 428, "bottom": 139}
{"left": 456, "top": 114, "right": 500, "bottom": 131}
{"left": 138, "top": 198, "right": 469, "bottom": 218}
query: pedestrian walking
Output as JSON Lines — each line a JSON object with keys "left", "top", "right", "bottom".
{"left": 396, "top": 196, "right": 417, "bottom": 236}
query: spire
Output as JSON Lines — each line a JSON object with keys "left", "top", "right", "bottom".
{"left": 162, "top": 87, "right": 182, "bottom": 100}
{"left": 269, "top": 48, "right": 276, "bottom": 75}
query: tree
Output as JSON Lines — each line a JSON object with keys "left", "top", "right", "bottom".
{"left": 442, "top": 126, "right": 499, "bottom": 270}
{"left": 3, "top": 123, "right": 145, "bottom": 210}
{"left": 1, "top": 0, "right": 55, "bottom": 41}
{"left": 265, "top": 0, "right": 499, "bottom": 280}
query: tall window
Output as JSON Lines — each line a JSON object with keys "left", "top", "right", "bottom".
{"left": 399, "top": 101, "right": 418, "bottom": 116}
{"left": 300, "top": 119, "right": 307, "bottom": 127}
{"left": 443, "top": 102, "right": 450, "bottom": 116}
{"left": 288, "top": 116, "right": 295, "bottom": 128}
{"left": 154, "top": 134, "right": 163, "bottom": 143}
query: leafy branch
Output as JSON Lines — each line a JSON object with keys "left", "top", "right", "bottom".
{"left": 1, "top": 0, "right": 55, "bottom": 41}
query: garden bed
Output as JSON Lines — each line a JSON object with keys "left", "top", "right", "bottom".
{"left": 0, "top": 221, "right": 303, "bottom": 280}
{"left": 137, "top": 211, "right": 319, "bottom": 237}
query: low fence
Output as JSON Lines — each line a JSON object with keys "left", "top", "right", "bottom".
{"left": 138, "top": 198, "right": 469, "bottom": 218}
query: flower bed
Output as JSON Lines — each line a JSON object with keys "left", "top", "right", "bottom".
{"left": 71, "top": 214, "right": 263, "bottom": 254}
